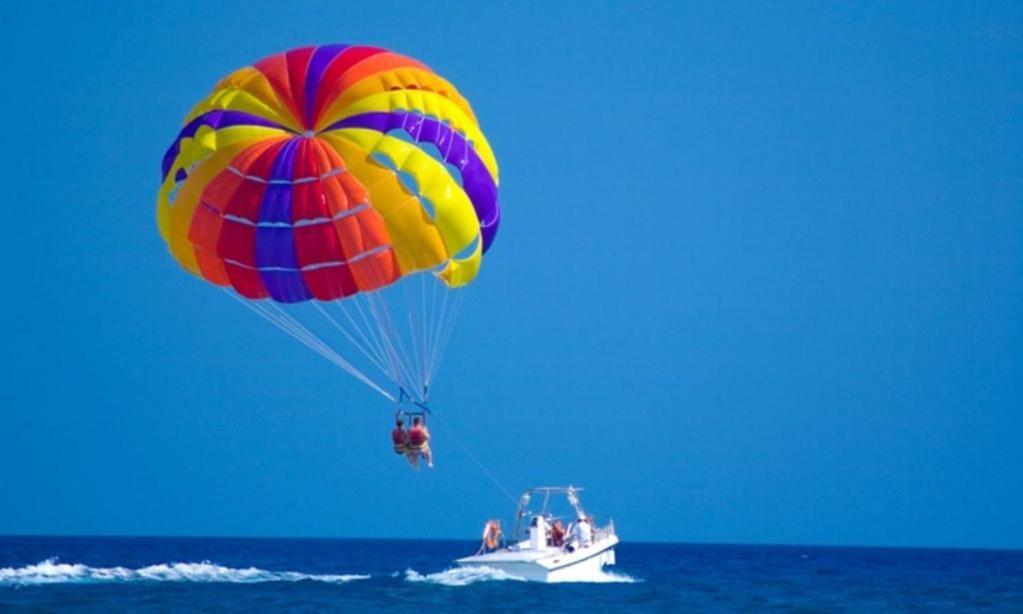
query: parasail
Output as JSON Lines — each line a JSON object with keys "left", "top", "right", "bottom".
{"left": 157, "top": 44, "right": 500, "bottom": 404}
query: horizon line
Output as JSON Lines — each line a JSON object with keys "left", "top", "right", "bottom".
{"left": 1, "top": 534, "right": 1020, "bottom": 554}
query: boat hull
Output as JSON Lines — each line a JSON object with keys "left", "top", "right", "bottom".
{"left": 456, "top": 536, "right": 618, "bottom": 583}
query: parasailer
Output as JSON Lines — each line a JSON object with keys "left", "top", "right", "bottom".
{"left": 157, "top": 44, "right": 500, "bottom": 467}
{"left": 391, "top": 416, "right": 409, "bottom": 455}
{"left": 405, "top": 415, "right": 433, "bottom": 469}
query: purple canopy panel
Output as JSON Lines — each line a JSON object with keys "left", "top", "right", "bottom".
{"left": 255, "top": 138, "right": 313, "bottom": 303}
{"left": 303, "top": 44, "right": 351, "bottom": 126}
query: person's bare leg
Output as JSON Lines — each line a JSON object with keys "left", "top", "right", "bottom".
{"left": 406, "top": 450, "right": 419, "bottom": 469}
{"left": 423, "top": 446, "right": 434, "bottom": 468}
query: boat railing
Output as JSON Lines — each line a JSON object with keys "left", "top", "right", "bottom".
{"left": 592, "top": 516, "right": 616, "bottom": 542}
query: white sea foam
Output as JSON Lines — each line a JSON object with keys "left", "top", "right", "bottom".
{"left": 404, "top": 566, "right": 526, "bottom": 586}
{"left": 0, "top": 559, "right": 369, "bottom": 587}
{"left": 404, "top": 566, "right": 639, "bottom": 585}
{"left": 549, "top": 569, "right": 640, "bottom": 584}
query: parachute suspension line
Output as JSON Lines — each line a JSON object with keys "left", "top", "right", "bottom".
{"left": 308, "top": 262, "right": 403, "bottom": 397}
{"left": 432, "top": 276, "right": 450, "bottom": 355}
{"left": 241, "top": 298, "right": 338, "bottom": 366}
{"left": 428, "top": 288, "right": 467, "bottom": 387}
{"left": 365, "top": 292, "right": 412, "bottom": 399}
{"left": 262, "top": 301, "right": 397, "bottom": 401}
{"left": 339, "top": 290, "right": 404, "bottom": 393}
{"left": 223, "top": 269, "right": 464, "bottom": 405}
{"left": 404, "top": 276, "right": 429, "bottom": 400}
{"left": 380, "top": 289, "right": 425, "bottom": 400}
{"left": 424, "top": 278, "right": 451, "bottom": 388}
{"left": 342, "top": 296, "right": 396, "bottom": 383}
{"left": 366, "top": 290, "right": 424, "bottom": 403}
{"left": 225, "top": 290, "right": 395, "bottom": 401}
{"left": 311, "top": 302, "right": 390, "bottom": 377}
{"left": 331, "top": 299, "right": 391, "bottom": 378}
{"left": 371, "top": 302, "right": 414, "bottom": 399}
{"left": 420, "top": 272, "right": 434, "bottom": 382}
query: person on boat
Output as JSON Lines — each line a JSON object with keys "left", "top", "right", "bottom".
{"left": 477, "top": 519, "right": 502, "bottom": 554}
{"left": 391, "top": 417, "right": 410, "bottom": 460}
{"left": 406, "top": 416, "right": 433, "bottom": 469}
{"left": 567, "top": 515, "right": 592, "bottom": 552}
{"left": 550, "top": 519, "right": 566, "bottom": 548}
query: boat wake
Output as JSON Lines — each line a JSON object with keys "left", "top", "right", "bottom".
{"left": 404, "top": 566, "right": 526, "bottom": 586}
{"left": 550, "top": 570, "right": 640, "bottom": 584}
{"left": 403, "top": 566, "right": 639, "bottom": 586}
{"left": 1, "top": 560, "right": 637, "bottom": 588}
{"left": 0, "top": 559, "right": 369, "bottom": 587}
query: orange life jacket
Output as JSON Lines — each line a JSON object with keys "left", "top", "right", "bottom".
{"left": 483, "top": 521, "right": 501, "bottom": 550}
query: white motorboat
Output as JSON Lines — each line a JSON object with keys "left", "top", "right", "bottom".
{"left": 455, "top": 486, "right": 619, "bottom": 583}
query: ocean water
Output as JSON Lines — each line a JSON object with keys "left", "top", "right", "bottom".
{"left": 1, "top": 536, "right": 1021, "bottom": 611}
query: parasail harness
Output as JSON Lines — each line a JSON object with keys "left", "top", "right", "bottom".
{"left": 395, "top": 387, "right": 432, "bottom": 424}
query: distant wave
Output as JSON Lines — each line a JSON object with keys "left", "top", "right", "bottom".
{"left": 404, "top": 566, "right": 639, "bottom": 586}
{"left": 0, "top": 559, "right": 369, "bottom": 587}
{"left": 405, "top": 566, "right": 526, "bottom": 586}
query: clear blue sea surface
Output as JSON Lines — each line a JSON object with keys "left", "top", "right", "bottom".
{"left": 1, "top": 536, "right": 1021, "bottom": 611}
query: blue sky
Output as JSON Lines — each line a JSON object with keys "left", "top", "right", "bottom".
{"left": 1, "top": 1, "right": 1020, "bottom": 549}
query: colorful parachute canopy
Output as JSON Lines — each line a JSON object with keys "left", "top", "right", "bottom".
{"left": 157, "top": 44, "right": 500, "bottom": 304}
{"left": 157, "top": 45, "right": 500, "bottom": 403}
